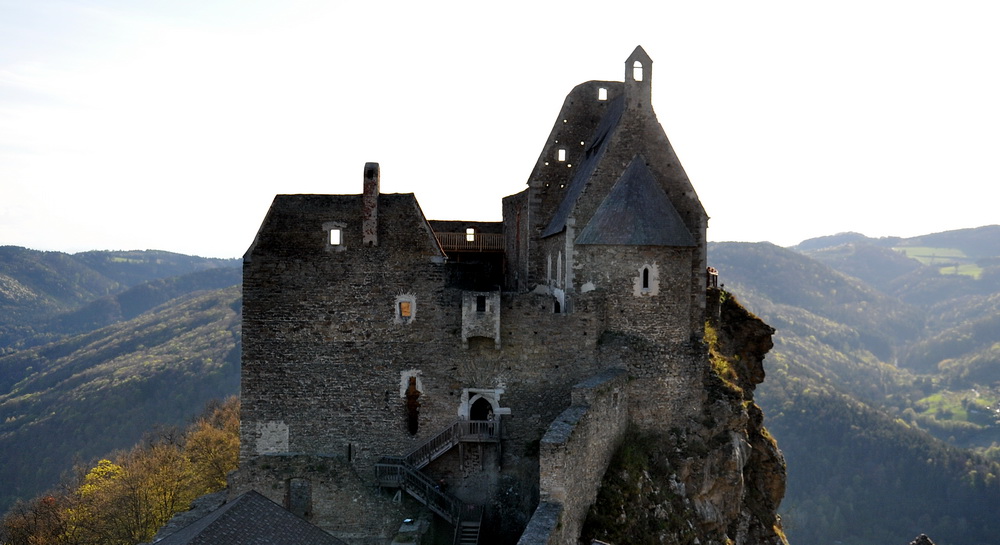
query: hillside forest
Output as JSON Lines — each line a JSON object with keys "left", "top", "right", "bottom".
{"left": 1, "top": 225, "right": 999, "bottom": 545}
{"left": 0, "top": 397, "right": 239, "bottom": 545}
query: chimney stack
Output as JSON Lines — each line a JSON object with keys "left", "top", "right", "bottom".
{"left": 362, "top": 162, "right": 379, "bottom": 246}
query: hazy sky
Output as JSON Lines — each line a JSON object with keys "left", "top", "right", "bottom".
{"left": 1, "top": 1, "right": 998, "bottom": 258}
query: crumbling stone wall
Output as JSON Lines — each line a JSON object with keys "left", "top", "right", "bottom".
{"left": 522, "top": 81, "right": 625, "bottom": 289}
{"left": 519, "top": 369, "right": 629, "bottom": 545}
{"left": 235, "top": 47, "right": 779, "bottom": 545}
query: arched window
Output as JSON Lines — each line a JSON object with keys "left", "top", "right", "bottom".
{"left": 632, "top": 61, "right": 643, "bottom": 82}
{"left": 636, "top": 264, "right": 658, "bottom": 296}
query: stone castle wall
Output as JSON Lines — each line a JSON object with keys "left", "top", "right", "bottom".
{"left": 518, "top": 368, "right": 630, "bottom": 545}
{"left": 236, "top": 48, "right": 726, "bottom": 544}
{"left": 228, "top": 454, "right": 409, "bottom": 545}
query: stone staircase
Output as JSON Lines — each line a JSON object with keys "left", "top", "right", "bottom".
{"left": 376, "top": 419, "right": 496, "bottom": 545}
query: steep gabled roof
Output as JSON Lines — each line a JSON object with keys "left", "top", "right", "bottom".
{"left": 575, "top": 156, "right": 695, "bottom": 246}
{"left": 153, "top": 491, "right": 346, "bottom": 545}
{"left": 541, "top": 95, "right": 626, "bottom": 238}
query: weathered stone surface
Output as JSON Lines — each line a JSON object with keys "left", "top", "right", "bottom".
{"left": 581, "top": 289, "right": 785, "bottom": 545}
{"left": 234, "top": 46, "right": 785, "bottom": 545}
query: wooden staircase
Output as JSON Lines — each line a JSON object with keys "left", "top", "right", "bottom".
{"left": 376, "top": 419, "right": 497, "bottom": 545}
{"left": 456, "top": 518, "right": 482, "bottom": 545}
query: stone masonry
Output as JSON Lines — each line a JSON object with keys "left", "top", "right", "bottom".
{"left": 231, "top": 47, "right": 773, "bottom": 545}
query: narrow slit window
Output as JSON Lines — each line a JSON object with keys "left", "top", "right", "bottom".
{"left": 642, "top": 267, "right": 650, "bottom": 290}
{"left": 598, "top": 87, "right": 608, "bottom": 101}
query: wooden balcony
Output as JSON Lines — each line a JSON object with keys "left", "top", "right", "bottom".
{"left": 436, "top": 232, "right": 504, "bottom": 253}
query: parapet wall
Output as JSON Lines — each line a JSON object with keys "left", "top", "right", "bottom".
{"left": 518, "top": 368, "right": 629, "bottom": 545}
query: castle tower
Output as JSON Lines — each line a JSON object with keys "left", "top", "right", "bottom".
{"left": 236, "top": 47, "right": 713, "bottom": 545}
{"left": 507, "top": 45, "right": 707, "bottom": 339}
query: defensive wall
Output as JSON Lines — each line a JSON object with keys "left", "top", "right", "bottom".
{"left": 517, "top": 368, "right": 630, "bottom": 545}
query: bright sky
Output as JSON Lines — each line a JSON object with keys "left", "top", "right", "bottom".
{"left": 1, "top": 1, "right": 998, "bottom": 259}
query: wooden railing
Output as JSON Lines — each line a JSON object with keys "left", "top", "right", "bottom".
{"left": 406, "top": 420, "right": 463, "bottom": 470}
{"left": 375, "top": 458, "right": 462, "bottom": 523}
{"left": 398, "top": 419, "right": 500, "bottom": 470}
{"left": 436, "top": 232, "right": 504, "bottom": 253}
{"left": 374, "top": 457, "right": 485, "bottom": 526}
{"left": 375, "top": 419, "right": 498, "bottom": 537}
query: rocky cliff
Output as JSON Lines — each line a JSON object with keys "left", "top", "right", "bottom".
{"left": 581, "top": 289, "right": 787, "bottom": 545}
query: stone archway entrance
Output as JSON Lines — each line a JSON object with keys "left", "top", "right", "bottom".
{"left": 470, "top": 397, "right": 493, "bottom": 421}
{"left": 458, "top": 388, "right": 512, "bottom": 421}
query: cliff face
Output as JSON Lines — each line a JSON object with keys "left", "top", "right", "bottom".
{"left": 582, "top": 289, "right": 787, "bottom": 545}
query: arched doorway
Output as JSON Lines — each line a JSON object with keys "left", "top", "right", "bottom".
{"left": 470, "top": 396, "right": 493, "bottom": 421}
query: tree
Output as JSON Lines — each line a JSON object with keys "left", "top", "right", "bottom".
{"left": 1, "top": 397, "right": 240, "bottom": 545}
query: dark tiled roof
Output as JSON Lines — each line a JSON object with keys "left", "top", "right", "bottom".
{"left": 575, "top": 156, "right": 695, "bottom": 246}
{"left": 153, "top": 491, "right": 346, "bottom": 545}
{"left": 542, "top": 95, "right": 626, "bottom": 238}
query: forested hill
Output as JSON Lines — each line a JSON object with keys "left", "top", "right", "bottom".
{"left": 0, "top": 248, "right": 241, "bottom": 513}
{"left": 3, "top": 228, "right": 1000, "bottom": 545}
{"left": 0, "top": 247, "right": 238, "bottom": 351}
{"left": 709, "top": 224, "right": 1000, "bottom": 545}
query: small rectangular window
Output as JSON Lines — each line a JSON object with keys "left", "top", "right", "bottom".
{"left": 598, "top": 87, "right": 608, "bottom": 101}
{"left": 330, "top": 228, "right": 342, "bottom": 245}
{"left": 399, "top": 301, "right": 412, "bottom": 318}
{"left": 557, "top": 149, "right": 567, "bottom": 162}
{"left": 466, "top": 228, "right": 475, "bottom": 242}
{"left": 476, "top": 296, "right": 486, "bottom": 312}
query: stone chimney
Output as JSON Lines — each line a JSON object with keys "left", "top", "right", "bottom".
{"left": 362, "top": 162, "right": 379, "bottom": 246}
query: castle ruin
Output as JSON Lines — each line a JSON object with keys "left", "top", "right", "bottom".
{"left": 231, "top": 46, "right": 784, "bottom": 545}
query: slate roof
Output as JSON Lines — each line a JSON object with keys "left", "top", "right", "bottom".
{"left": 542, "top": 94, "right": 625, "bottom": 238}
{"left": 575, "top": 156, "right": 695, "bottom": 246}
{"left": 152, "top": 491, "right": 347, "bottom": 545}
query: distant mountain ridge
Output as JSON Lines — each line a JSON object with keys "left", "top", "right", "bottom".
{"left": 710, "top": 224, "right": 1000, "bottom": 545}
{"left": 2, "top": 228, "right": 1000, "bottom": 545}
{"left": 0, "top": 246, "right": 238, "bottom": 353}
{"left": 0, "top": 248, "right": 240, "bottom": 513}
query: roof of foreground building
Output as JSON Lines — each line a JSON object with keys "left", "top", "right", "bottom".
{"left": 153, "top": 491, "right": 347, "bottom": 545}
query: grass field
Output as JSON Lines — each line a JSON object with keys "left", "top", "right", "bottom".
{"left": 916, "top": 389, "right": 998, "bottom": 424}
{"left": 895, "top": 246, "right": 983, "bottom": 278}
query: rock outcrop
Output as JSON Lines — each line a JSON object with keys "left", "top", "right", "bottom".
{"left": 581, "top": 289, "right": 787, "bottom": 545}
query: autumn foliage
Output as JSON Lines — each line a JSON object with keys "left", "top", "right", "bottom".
{"left": 1, "top": 397, "right": 239, "bottom": 545}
